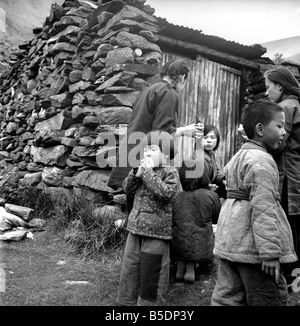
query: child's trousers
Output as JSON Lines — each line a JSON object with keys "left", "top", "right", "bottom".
{"left": 211, "top": 258, "right": 288, "bottom": 306}
{"left": 117, "top": 232, "right": 170, "bottom": 306}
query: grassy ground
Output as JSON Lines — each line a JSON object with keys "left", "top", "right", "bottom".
{"left": 0, "top": 221, "right": 299, "bottom": 306}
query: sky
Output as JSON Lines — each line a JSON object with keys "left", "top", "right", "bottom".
{"left": 146, "top": 0, "right": 300, "bottom": 45}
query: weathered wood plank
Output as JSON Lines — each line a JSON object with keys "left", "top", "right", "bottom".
{"left": 156, "top": 35, "right": 260, "bottom": 70}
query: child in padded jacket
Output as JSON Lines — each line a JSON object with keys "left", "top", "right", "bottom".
{"left": 171, "top": 158, "right": 221, "bottom": 283}
{"left": 211, "top": 100, "right": 297, "bottom": 306}
{"left": 116, "top": 130, "right": 180, "bottom": 306}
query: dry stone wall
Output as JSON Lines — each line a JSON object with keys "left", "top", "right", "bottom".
{"left": 0, "top": 0, "right": 164, "bottom": 218}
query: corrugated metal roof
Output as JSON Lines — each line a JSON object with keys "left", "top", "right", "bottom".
{"left": 155, "top": 16, "right": 267, "bottom": 60}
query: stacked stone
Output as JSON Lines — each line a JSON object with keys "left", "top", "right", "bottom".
{"left": 0, "top": 40, "right": 16, "bottom": 75}
{"left": 0, "top": 0, "right": 164, "bottom": 218}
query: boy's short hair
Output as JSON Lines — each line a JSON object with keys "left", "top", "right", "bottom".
{"left": 204, "top": 124, "right": 221, "bottom": 151}
{"left": 160, "top": 59, "right": 176, "bottom": 78}
{"left": 241, "top": 100, "right": 284, "bottom": 139}
{"left": 178, "top": 158, "right": 210, "bottom": 191}
{"left": 167, "top": 59, "right": 189, "bottom": 80}
{"left": 140, "top": 130, "right": 178, "bottom": 160}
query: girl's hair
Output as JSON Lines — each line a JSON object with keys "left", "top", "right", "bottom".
{"left": 241, "top": 100, "right": 284, "bottom": 139}
{"left": 264, "top": 67, "right": 300, "bottom": 98}
{"left": 140, "top": 130, "right": 178, "bottom": 160}
{"left": 178, "top": 158, "right": 210, "bottom": 191}
{"left": 203, "top": 124, "right": 221, "bottom": 151}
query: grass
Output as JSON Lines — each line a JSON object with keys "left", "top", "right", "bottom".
{"left": 1, "top": 222, "right": 300, "bottom": 306}
{"left": 0, "top": 184, "right": 127, "bottom": 257}
{"left": 0, "top": 185, "right": 299, "bottom": 306}
{"left": 0, "top": 221, "right": 123, "bottom": 306}
{"left": 57, "top": 196, "right": 127, "bottom": 258}
{"left": 0, "top": 221, "right": 216, "bottom": 306}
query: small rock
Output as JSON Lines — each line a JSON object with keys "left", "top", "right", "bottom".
{"left": 28, "top": 218, "right": 46, "bottom": 228}
{"left": 65, "top": 280, "right": 89, "bottom": 285}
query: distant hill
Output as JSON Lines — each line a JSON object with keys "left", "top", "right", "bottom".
{"left": 287, "top": 53, "right": 300, "bottom": 64}
{"left": 1, "top": 0, "right": 300, "bottom": 66}
{"left": 0, "top": 0, "right": 64, "bottom": 47}
{"left": 260, "top": 36, "right": 300, "bottom": 64}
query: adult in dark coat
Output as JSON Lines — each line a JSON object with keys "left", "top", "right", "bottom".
{"left": 171, "top": 158, "right": 221, "bottom": 283}
{"left": 264, "top": 67, "right": 300, "bottom": 287}
{"left": 107, "top": 59, "right": 203, "bottom": 192}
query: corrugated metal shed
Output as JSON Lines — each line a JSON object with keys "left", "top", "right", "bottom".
{"left": 162, "top": 53, "right": 242, "bottom": 170}
{"left": 155, "top": 16, "right": 267, "bottom": 60}
{"left": 148, "top": 11, "right": 268, "bottom": 169}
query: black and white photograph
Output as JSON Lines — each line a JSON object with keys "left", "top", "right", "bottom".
{"left": 0, "top": 0, "right": 299, "bottom": 311}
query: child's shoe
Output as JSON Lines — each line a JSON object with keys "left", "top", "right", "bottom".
{"left": 184, "top": 262, "right": 195, "bottom": 283}
{"left": 176, "top": 261, "right": 186, "bottom": 281}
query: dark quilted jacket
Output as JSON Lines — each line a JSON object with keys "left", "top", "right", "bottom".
{"left": 171, "top": 188, "right": 221, "bottom": 261}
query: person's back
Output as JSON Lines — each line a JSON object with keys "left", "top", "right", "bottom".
{"left": 211, "top": 100, "right": 297, "bottom": 306}
{"left": 127, "top": 80, "right": 178, "bottom": 136}
{"left": 171, "top": 159, "right": 221, "bottom": 283}
{"left": 108, "top": 59, "right": 203, "bottom": 190}
{"left": 172, "top": 188, "right": 221, "bottom": 266}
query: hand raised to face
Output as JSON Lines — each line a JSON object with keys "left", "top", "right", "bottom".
{"left": 135, "top": 157, "right": 154, "bottom": 177}
{"left": 141, "top": 157, "right": 154, "bottom": 170}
